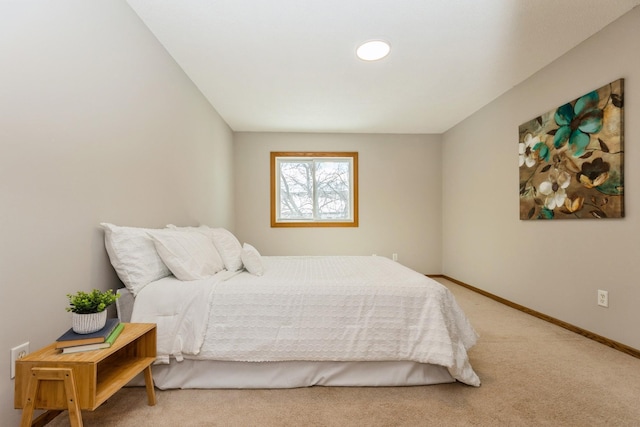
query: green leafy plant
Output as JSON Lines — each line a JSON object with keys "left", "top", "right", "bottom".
{"left": 66, "top": 289, "right": 120, "bottom": 314}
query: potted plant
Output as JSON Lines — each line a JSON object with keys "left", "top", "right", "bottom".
{"left": 67, "top": 289, "right": 120, "bottom": 334}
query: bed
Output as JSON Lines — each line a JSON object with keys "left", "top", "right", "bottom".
{"left": 103, "top": 223, "right": 480, "bottom": 389}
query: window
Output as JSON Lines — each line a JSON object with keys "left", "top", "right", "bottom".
{"left": 271, "top": 152, "right": 358, "bottom": 227}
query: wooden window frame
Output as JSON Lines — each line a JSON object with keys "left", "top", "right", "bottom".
{"left": 270, "top": 152, "right": 359, "bottom": 228}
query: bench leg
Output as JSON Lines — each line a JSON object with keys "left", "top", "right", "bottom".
{"left": 143, "top": 365, "right": 156, "bottom": 406}
{"left": 20, "top": 370, "right": 40, "bottom": 427}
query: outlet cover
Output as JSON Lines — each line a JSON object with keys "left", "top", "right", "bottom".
{"left": 597, "top": 290, "right": 609, "bottom": 308}
{"left": 10, "top": 342, "right": 29, "bottom": 379}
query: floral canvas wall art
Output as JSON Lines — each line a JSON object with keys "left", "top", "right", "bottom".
{"left": 519, "top": 79, "right": 624, "bottom": 220}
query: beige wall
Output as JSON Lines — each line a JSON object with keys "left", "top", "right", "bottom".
{"left": 442, "top": 7, "right": 640, "bottom": 349}
{"left": 0, "top": 1, "right": 234, "bottom": 424}
{"left": 234, "top": 132, "right": 442, "bottom": 274}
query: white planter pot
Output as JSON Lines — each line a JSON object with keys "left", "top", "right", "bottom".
{"left": 72, "top": 310, "right": 108, "bottom": 334}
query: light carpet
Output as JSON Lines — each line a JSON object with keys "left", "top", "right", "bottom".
{"left": 46, "top": 279, "right": 640, "bottom": 426}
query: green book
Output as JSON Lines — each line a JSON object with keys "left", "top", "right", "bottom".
{"left": 61, "top": 323, "right": 125, "bottom": 354}
{"left": 105, "top": 322, "right": 125, "bottom": 345}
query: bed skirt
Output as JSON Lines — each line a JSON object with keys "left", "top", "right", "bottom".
{"left": 130, "top": 359, "right": 454, "bottom": 389}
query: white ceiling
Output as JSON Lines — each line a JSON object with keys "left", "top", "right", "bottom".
{"left": 126, "top": 0, "right": 640, "bottom": 134}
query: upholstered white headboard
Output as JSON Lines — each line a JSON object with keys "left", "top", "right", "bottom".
{"left": 115, "top": 288, "right": 134, "bottom": 323}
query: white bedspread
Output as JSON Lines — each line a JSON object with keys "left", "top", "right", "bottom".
{"left": 132, "top": 256, "right": 480, "bottom": 386}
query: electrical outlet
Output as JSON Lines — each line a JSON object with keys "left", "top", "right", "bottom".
{"left": 597, "top": 290, "right": 609, "bottom": 308}
{"left": 10, "top": 342, "right": 29, "bottom": 379}
{"left": 392, "top": 253, "right": 398, "bottom": 261}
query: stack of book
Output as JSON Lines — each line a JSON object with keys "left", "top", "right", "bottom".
{"left": 56, "top": 318, "right": 124, "bottom": 354}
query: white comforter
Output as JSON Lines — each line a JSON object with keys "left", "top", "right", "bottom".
{"left": 132, "top": 256, "right": 480, "bottom": 386}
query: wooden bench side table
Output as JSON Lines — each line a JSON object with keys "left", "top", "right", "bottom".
{"left": 15, "top": 323, "right": 157, "bottom": 427}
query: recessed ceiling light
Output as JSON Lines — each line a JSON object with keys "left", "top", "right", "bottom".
{"left": 356, "top": 40, "right": 391, "bottom": 61}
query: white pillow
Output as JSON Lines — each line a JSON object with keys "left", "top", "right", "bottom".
{"left": 165, "top": 224, "right": 215, "bottom": 241}
{"left": 241, "top": 243, "right": 264, "bottom": 276}
{"left": 165, "top": 225, "right": 217, "bottom": 244}
{"left": 100, "top": 223, "right": 171, "bottom": 296}
{"left": 211, "top": 228, "right": 244, "bottom": 272}
{"left": 148, "top": 229, "right": 224, "bottom": 281}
